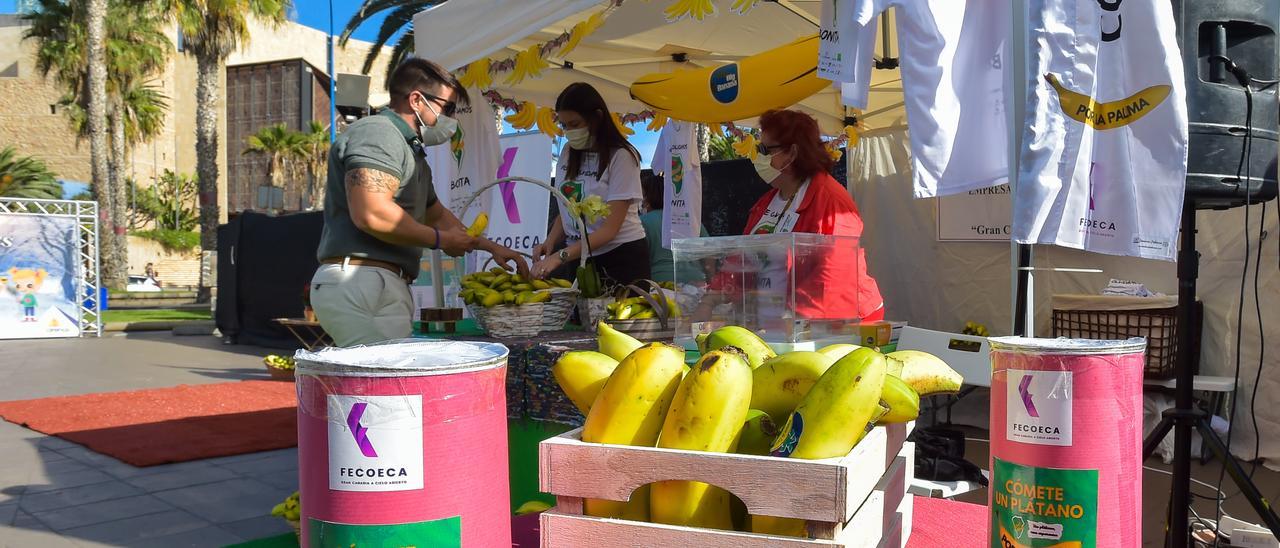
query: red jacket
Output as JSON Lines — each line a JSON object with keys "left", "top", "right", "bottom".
{"left": 713, "top": 172, "right": 884, "bottom": 320}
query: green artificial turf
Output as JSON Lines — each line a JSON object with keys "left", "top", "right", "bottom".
{"left": 101, "top": 308, "right": 211, "bottom": 324}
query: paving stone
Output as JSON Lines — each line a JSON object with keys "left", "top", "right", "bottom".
{"left": 218, "top": 514, "right": 292, "bottom": 541}
{"left": 128, "top": 525, "right": 246, "bottom": 547}
{"left": 17, "top": 479, "right": 144, "bottom": 513}
{"left": 51, "top": 446, "right": 128, "bottom": 468}
{"left": 23, "top": 469, "right": 115, "bottom": 494}
{"left": 124, "top": 464, "right": 239, "bottom": 492}
{"left": 202, "top": 449, "right": 291, "bottom": 467}
{"left": 0, "top": 523, "right": 82, "bottom": 548}
{"left": 34, "top": 437, "right": 79, "bottom": 451}
{"left": 58, "top": 509, "right": 211, "bottom": 545}
{"left": 214, "top": 451, "right": 298, "bottom": 476}
{"left": 100, "top": 458, "right": 219, "bottom": 480}
{"left": 29, "top": 494, "right": 173, "bottom": 531}
{"left": 250, "top": 469, "right": 299, "bottom": 491}
{"left": 152, "top": 478, "right": 293, "bottom": 524}
{"left": 0, "top": 503, "right": 16, "bottom": 526}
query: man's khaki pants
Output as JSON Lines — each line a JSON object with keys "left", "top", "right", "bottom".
{"left": 310, "top": 263, "right": 413, "bottom": 347}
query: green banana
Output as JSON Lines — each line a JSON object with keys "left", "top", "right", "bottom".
{"left": 597, "top": 321, "right": 643, "bottom": 362}
{"left": 735, "top": 409, "right": 779, "bottom": 456}
{"left": 878, "top": 374, "right": 921, "bottom": 424}
{"left": 750, "top": 351, "right": 835, "bottom": 425}
{"left": 770, "top": 347, "right": 887, "bottom": 460}
{"left": 700, "top": 326, "right": 776, "bottom": 368}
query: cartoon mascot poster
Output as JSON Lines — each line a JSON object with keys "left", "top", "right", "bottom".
{"left": 0, "top": 214, "right": 81, "bottom": 339}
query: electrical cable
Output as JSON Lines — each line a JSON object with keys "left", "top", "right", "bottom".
{"left": 1210, "top": 64, "right": 1255, "bottom": 548}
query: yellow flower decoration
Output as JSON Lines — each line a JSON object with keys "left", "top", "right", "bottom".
{"left": 506, "top": 44, "right": 551, "bottom": 86}
{"left": 535, "top": 106, "right": 562, "bottom": 138}
{"left": 664, "top": 0, "right": 716, "bottom": 22}
{"left": 844, "top": 125, "right": 861, "bottom": 149}
{"left": 611, "top": 112, "right": 634, "bottom": 137}
{"left": 731, "top": 132, "right": 758, "bottom": 160}
{"left": 562, "top": 10, "right": 606, "bottom": 57}
{"left": 710, "top": 123, "right": 726, "bottom": 138}
{"left": 826, "top": 143, "right": 844, "bottom": 162}
{"left": 458, "top": 59, "right": 492, "bottom": 90}
{"left": 646, "top": 112, "right": 669, "bottom": 132}
{"left": 730, "top": 0, "right": 760, "bottom": 15}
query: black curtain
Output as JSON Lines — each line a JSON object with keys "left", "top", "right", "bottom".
{"left": 216, "top": 211, "right": 323, "bottom": 348}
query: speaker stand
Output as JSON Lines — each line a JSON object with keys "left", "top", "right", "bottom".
{"left": 1142, "top": 200, "right": 1280, "bottom": 547}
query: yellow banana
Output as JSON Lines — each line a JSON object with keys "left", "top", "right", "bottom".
{"left": 611, "top": 112, "right": 634, "bottom": 137}
{"left": 457, "top": 59, "right": 492, "bottom": 90}
{"left": 597, "top": 321, "right": 643, "bottom": 361}
{"left": 536, "top": 106, "right": 562, "bottom": 138}
{"left": 582, "top": 343, "right": 687, "bottom": 519}
{"left": 700, "top": 325, "right": 776, "bottom": 368}
{"left": 1045, "top": 73, "right": 1171, "bottom": 130}
{"left": 750, "top": 351, "right": 835, "bottom": 425}
{"left": 551, "top": 277, "right": 573, "bottom": 288}
{"left": 771, "top": 348, "right": 887, "bottom": 460}
{"left": 531, "top": 279, "right": 552, "bottom": 290}
{"left": 529, "top": 291, "right": 552, "bottom": 303}
{"left": 630, "top": 308, "right": 657, "bottom": 320}
{"left": 631, "top": 35, "right": 828, "bottom": 125}
{"left": 552, "top": 351, "right": 619, "bottom": 415}
{"left": 465, "top": 212, "right": 489, "bottom": 237}
{"left": 735, "top": 409, "right": 779, "bottom": 456}
{"left": 504, "top": 101, "right": 538, "bottom": 130}
{"left": 816, "top": 343, "right": 862, "bottom": 361}
{"left": 646, "top": 112, "right": 668, "bottom": 132}
{"left": 480, "top": 291, "right": 504, "bottom": 307}
{"left": 651, "top": 349, "right": 753, "bottom": 530}
{"left": 514, "top": 500, "right": 552, "bottom": 516}
{"left": 884, "top": 350, "right": 963, "bottom": 396}
{"left": 878, "top": 374, "right": 921, "bottom": 424}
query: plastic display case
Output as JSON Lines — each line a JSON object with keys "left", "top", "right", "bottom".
{"left": 672, "top": 233, "right": 865, "bottom": 349}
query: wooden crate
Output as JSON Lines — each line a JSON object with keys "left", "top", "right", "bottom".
{"left": 539, "top": 423, "right": 913, "bottom": 547}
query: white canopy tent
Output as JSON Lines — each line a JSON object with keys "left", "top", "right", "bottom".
{"left": 413, "top": 0, "right": 908, "bottom": 134}
{"left": 412, "top": 0, "right": 1280, "bottom": 468}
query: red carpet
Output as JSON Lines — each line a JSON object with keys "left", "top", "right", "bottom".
{"left": 0, "top": 380, "right": 297, "bottom": 466}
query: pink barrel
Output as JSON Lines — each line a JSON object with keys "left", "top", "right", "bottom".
{"left": 295, "top": 340, "right": 510, "bottom": 547}
{"left": 988, "top": 337, "right": 1145, "bottom": 548}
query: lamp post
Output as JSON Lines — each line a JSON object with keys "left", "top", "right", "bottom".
{"left": 327, "top": 0, "right": 337, "bottom": 143}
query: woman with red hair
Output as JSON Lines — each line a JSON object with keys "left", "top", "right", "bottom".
{"left": 699, "top": 109, "right": 884, "bottom": 324}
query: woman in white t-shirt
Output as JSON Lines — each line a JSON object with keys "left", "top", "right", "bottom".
{"left": 530, "top": 82, "right": 650, "bottom": 287}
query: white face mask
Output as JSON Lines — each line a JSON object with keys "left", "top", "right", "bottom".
{"left": 414, "top": 97, "right": 458, "bottom": 146}
{"left": 752, "top": 152, "right": 786, "bottom": 184}
{"left": 565, "top": 127, "right": 593, "bottom": 150}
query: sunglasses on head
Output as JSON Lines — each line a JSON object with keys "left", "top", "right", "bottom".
{"left": 417, "top": 91, "right": 457, "bottom": 117}
{"left": 756, "top": 142, "right": 787, "bottom": 155}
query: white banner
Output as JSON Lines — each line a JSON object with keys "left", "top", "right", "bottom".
{"left": 651, "top": 121, "right": 703, "bottom": 248}
{"left": 472, "top": 131, "right": 554, "bottom": 270}
{"left": 1014, "top": 0, "right": 1188, "bottom": 260}
{"left": 937, "top": 183, "right": 1013, "bottom": 241}
{"left": 817, "top": 0, "right": 858, "bottom": 82}
{"left": 424, "top": 87, "right": 498, "bottom": 228}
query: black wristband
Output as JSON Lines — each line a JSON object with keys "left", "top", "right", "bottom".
{"left": 431, "top": 227, "right": 440, "bottom": 250}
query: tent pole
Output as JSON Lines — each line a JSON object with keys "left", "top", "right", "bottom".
{"left": 1008, "top": 0, "right": 1033, "bottom": 337}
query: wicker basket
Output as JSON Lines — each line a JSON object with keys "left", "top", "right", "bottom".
{"left": 604, "top": 280, "right": 677, "bottom": 342}
{"left": 578, "top": 296, "right": 613, "bottom": 329}
{"left": 541, "top": 287, "right": 579, "bottom": 331}
{"left": 467, "top": 302, "right": 545, "bottom": 338}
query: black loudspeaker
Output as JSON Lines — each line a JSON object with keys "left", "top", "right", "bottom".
{"left": 1171, "top": 0, "right": 1279, "bottom": 210}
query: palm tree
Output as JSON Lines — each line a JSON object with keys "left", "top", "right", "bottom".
{"left": 339, "top": 0, "right": 445, "bottom": 75}
{"left": 171, "top": 0, "right": 291, "bottom": 257}
{"left": 0, "top": 147, "right": 63, "bottom": 200}
{"left": 300, "top": 121, "right": 330, "bottom": 209}
{"left": 244, "top": 123, "right": 306, "bottom": 191}
{"left": 23, "top": 0, "right": 172, "bottom": 288}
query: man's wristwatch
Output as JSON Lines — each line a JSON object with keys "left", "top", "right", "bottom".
{"left": 558, "top": 249, "right": 571, "bottom": 262}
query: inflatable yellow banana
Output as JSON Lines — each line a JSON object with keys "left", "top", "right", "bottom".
{"left": 630, "top": 35, "right": 829, "bottom": 125}
{"left": 1044, "top": 73, "right": 1171, "bottom": 130}
{"left": 505, "top": 101, "right": 537, "bottom": 130}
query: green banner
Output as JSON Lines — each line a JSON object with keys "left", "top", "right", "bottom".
{"left": 990, "top": 458, "right": 1097, "bottom": 548}
{"left": 307, "top": 516, "right": 460, "bottom": 548}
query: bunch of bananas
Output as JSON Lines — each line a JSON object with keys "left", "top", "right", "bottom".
{"left": 459, "top": 268, "right": 571, "bottom": 308}
{"left": 263, "top": 355, "right": 295, "bottom": 370}
{"left": 962, "top": 321, "right": 990, "bottom": 337}
{"left": 605, "top": 294, "right": 681, "bottom": 321}
{"left": 551, "top": 323, "right": 964, "bottom": 535}
{"left": 270, "top": 491, "right": 300, "bottom": 522}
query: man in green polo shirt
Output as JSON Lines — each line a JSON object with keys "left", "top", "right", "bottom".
{"left": 311, "top": 57, "right": 527, "bottom": 347}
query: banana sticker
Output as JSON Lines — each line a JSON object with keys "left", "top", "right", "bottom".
{"left": 1045, "top": 73, "right": 1170, "bottom": 130}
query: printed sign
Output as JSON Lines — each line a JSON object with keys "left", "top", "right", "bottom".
{"left": 936, "top": 183, "right": 1013, "bottom": 241}
{"left": 991, "top": 458, "right": 1098, "bottom": 547}
{"left": 473, "top": 131, "right": 553, "bottom": 267}
{"left": 817, "top": 0, "right": 858, "bottom": 82}
{"left": 0, "top": 214, "right": 81, "bottom": 340}
{"left": 1006, "top": 369, "right": 1072, "bottom": 446}
{"left": 327, "top": 395, "right": 424, "bottom": 492}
